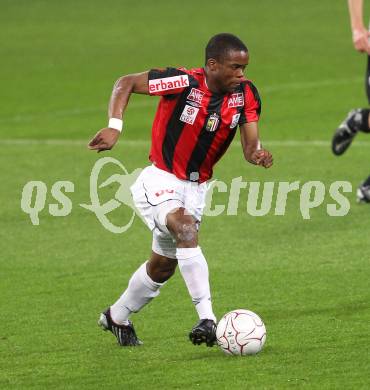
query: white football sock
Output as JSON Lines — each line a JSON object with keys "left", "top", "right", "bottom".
{"left": 110, "top": 261, "right": 164, "bottom": 325}
{"left": 176, "top": 246, "right": 216, "bottom": 322}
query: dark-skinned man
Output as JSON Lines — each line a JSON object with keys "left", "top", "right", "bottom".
{"left": 89, "top": 33, "right": 273, "bottom": 347}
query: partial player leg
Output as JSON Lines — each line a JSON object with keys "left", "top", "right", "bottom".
{"left": 332, "top": 108, "right": 370, "bottom": 155}
{"left": 99, "top": 166, "right": 181, "bottom": 346}
{"left": 99, "top": 251, "right": 177, "bottom": 346}
{"left": 110, "top": 252, "right": 176, "bottom": 323}
{"left": 333, "top": 55, "right": 370, "bottom": 155}
{"left": 166, "top": 208, "right": 217, "bottom": 347}
{"left": 366, "top": 54, "right": 370, "bottom": 103}
{"left": 357, "top": 175, "right": 370, "bottom": 203}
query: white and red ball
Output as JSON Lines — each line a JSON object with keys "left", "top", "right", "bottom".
{"left": 216, "top": 309, "right": 266, "bottom": 356}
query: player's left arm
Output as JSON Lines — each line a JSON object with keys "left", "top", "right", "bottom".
{"left": 240, "top": 122, "right": 273, "bottom": 168}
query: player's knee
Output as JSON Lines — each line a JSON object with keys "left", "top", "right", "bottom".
{"left": 166, "top": 208, "right": 198, "bottom": 247}
{"left": 175, "top": 222, "right": 198, "bottom": 246}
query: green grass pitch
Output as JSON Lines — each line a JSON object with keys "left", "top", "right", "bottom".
{"left": 1, "top": 0, "right": 370, "bottom": 388}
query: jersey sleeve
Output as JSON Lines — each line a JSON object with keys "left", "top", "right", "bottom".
{"left": 238, "top": 81, "right": 262, "bottom": 125}
{"left": 148, "top": 67, "right": 191, "bottom": 96}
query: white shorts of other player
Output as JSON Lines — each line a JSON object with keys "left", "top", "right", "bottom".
{"left": 130, "top": 165, "right": 208, "bottom": 259}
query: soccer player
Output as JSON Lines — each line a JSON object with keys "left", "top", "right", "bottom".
{"left": 88, "top": 33, "right": 273, "bottom": 347}
{"left": 332, "top": 0, "right": 370, "bottom": 202}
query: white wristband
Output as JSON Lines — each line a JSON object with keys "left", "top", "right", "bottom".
{"left": 108, "top": 118, "right": 123, "bottom": 132}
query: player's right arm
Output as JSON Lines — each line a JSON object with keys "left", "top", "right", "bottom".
{"left": 88, "top": 71, "right": 149, "bottom": 153}
{"left": 348, "top": 0, "right": 370, "bottom": 53}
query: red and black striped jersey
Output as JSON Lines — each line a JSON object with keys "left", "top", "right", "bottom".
{"left": 147, "top": 67, "right": 261, "bottom": 183}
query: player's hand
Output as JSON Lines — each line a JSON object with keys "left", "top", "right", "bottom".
{"left": 88, "top": 128, "right": 120, "bottom": 153}
{"left": 250, "top": 149, "right": 273, "bottom": 168}
{"left": 352, "top": 27, "right": 370, "bottom": 54}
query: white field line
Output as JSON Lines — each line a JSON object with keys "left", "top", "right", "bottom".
{"left": 0, "top": 77, "right": 363, "bottom": 124}
{"left": 1, "top": 138, "right": 370, "bottom": 147}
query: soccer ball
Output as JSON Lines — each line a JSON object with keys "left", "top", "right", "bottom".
{"left": 216, "top": 309, "right": 266, "bottom": 356}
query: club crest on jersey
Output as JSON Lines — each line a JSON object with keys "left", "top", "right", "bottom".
{"left": 186, "top": 88, "right": 204, "bottom": 105}
{"left": 180, "top": 104, "right": 199, "bottom": 125}
{"left": 149, "top": 74, "right": 189, "bottom": 93}
{"left": 228, "top": 92, "right": 244, "bottom": 108}
{"left": 230, "top": 113, "right": 241, "bottom": 129}
{"left": 205, "top": 113, "right": 220, "bottom": 132}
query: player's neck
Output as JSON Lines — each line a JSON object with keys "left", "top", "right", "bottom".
{"left": 204, "top": 69, "right": 224, "bottom": 94}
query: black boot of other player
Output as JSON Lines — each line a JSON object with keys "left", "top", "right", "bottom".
{"left": 98, "top": 308, "right": 142, "bottom": 346}
{"left": 332, "top": 110, "right": 359, "bottom": 156}
{"left": 357, "top": 176, "right": 370, "bottom": 203}
{"left": 189, "top": 319, "right": 217, "bottom": 347}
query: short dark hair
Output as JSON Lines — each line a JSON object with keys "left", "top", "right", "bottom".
{"left": 205, "top": 33, "right": 248, "bottom": 63}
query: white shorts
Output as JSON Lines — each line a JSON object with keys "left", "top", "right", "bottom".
{"left": 130, "top": 165, "right": 208, "bottom": 259}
